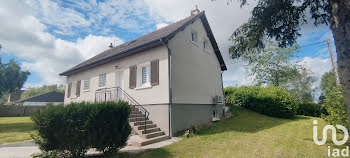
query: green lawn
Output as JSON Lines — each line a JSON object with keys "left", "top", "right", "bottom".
{"left": 0, "top": 117, "right": 35, "bottom": 144}
{"left": 118, "top": 108, "right": 347, "bottom": 158}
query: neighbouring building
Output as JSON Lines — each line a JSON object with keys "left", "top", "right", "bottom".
{"left": 16, "top": 91, "right": 64, "bottom": 106}
{"left": 60, "top": 7, "right": 227, "bottom": 146}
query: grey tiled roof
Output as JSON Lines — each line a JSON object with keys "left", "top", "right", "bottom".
{"left": 60, "top": 11, "right": 226, "bottom": 76}
{"left": 16, "top": 91, "right": 64, "bottom": 103}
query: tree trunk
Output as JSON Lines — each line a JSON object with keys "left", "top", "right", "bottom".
{"left": 329, "top": 0, "right": 350, "bottom": 127}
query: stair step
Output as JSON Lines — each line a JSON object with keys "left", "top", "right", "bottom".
{"left": 133, "top": 120, "right": 152, "bottom": 126}
{"left": 141, "top": 127, "right": 161, "bottom": 134}
{"left": 132, "top": 135, "right": 169, "bottom": 147}
{"left": 137, "top": 124, "right": 156, "bottom": 130}
{"left": 131, "top": 111, "right": 142, "bottom": 114}
{"left": 130, "top": 114, "right": 145, "bottom": 118}
{"left": 142, "top": 131, "right": 165, "bottom": 139}
{"left": 129, "top": 117, "right": 147, "bottom": 122}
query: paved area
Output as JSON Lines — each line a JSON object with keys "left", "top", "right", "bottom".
{"left": 0, "top": 136, "right": 181, "bottom": 158}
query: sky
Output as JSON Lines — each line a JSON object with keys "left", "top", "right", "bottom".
{"left": 0, "top": 0, "right": 336, "bottom": 98}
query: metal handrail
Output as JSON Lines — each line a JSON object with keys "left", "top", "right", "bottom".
{"left": 95, "top": 86, "right": 150, "bottom": 134}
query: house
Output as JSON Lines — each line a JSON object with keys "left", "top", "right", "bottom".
{"left": 16, "top": 91, "right": 64, "bottom": 106}
{"left": 7, "top": 90, "right": 25, "bottom": 103}
{"left": 59, "top": 7, "right": 227, "bottom": 146}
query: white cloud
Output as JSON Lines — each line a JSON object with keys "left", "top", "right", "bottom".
{"left": 156, "top": 23, "right": 169, "bottom": 29}
{"left": 298, "top": 57, "right": 332, "bottom": 89}
{"left": 0, "top": 0, "right": 123, "bottom": 87}
{"left": 26, "top": 0, "right": 91, "bottom": 35}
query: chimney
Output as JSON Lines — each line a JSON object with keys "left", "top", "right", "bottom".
{"left": 191, "top": 5, "right": 200, "bottom": 15}
{"left": 109, "top": 43, "right": 113, "bottom": 49}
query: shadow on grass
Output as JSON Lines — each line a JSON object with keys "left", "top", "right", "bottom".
{"left": 197, "top": 108, "right": 311, "bottom": 136}
{"left": 0, "top": 123, "right": 34, "bottom": 133}
{"left": 88, "top": 148, "right": 173, "bottom": 158}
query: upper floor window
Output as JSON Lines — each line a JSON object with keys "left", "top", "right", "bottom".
{"left": 83, "top": 78, "right": 90, "bottom": 91}
{"left": 191, "top": 31, "right": 198, "bottom": 44}
{"left": 98, "top": 73, "right": 106, "bottom": 88}
{"left": 136, "top": 63, "right": 150, "bottom": 88}
{"left": 203, "top": 40, "right": 209, "bottom": 52}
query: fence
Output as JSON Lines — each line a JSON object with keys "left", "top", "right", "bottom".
{"left": 0, "top": 105, "right": 46, "bottom": 117}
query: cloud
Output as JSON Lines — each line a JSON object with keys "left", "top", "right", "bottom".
{"left": 0, "top": 0, "right": 123, "bottom": 87}
{"left": 298, "top": 57, "right": 332, "bottom": 88}
{"left": 156, "top": 23, "right": 169, "bottom": 29}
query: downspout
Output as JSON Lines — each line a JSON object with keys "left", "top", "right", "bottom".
{"left": 160, "top": 38, "right": 173, "bottom": 138}
{"left": 221, "top": 71, "right": 225, "bottom": 117}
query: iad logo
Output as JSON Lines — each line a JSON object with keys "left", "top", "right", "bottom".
{"left": 313, "top": 120, "right": 349, "bottom": 157}
{"left": 313, "top": 120, "right": 349, "bottom": 145}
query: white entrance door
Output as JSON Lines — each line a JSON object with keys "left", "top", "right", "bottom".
{"left": 116, "top": 70, "right": 124, "bottom": 101}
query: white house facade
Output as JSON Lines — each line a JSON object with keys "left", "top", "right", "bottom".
{"left": 60, "top": 9, "right": 226, "bottom": 146}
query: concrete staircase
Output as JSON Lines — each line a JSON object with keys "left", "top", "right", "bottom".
{"left": 129, "top": 107, "right": 169, "bottom": 147}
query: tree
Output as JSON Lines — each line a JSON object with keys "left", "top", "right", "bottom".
{"left": 21, "top": 84, "right": 64, "bottom": 100}
{"left": 242, "top": 41, "right": 315, "bottom": 103}
{"left": 0, "top": 59, "right": 30, "bottom": 98}
{"left": 321, "top": 71, "right": 337, "bottom": 94}
{"left": 243, "top": 41, "right": 301, "bottom": 86}
{"left": 229, "top": 0, "right": 350, "bottom": 127}
{"left": 284, "top": 68, "right": 315, "bottom": 103}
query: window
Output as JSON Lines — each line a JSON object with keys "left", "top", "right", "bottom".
{"left": 83, "top": 79, "right": 90, "bottom": 91}
{"left": 142, "top": 66, "right": 148, "bottom": 84}
{"left": 98, "top": 73, "right": 106, "bottom": 88}
{"left": 203, "top": 40, "right": 209, "bottom": 51}
{"left": 136, "top": 63, "right": 150, "bottom": 88}
{"left": 212, "top": 110, "right": 217, "bottom": 118}
{"left": 191, "top": 31, "right": 198, "bottom": 44}
{"left": 71, "top": 81, "right": 76, "bottom": 98}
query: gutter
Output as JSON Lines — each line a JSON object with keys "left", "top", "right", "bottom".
{"left": 160, "top": 38, "right": 173, "bottom": 138}
{"left": 221, "top": 71, "right": 225, "bottom": 117}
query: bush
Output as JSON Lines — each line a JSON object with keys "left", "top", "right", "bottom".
{"left": 225, "top": 86, "right": 297, "bottom": 119}
{"left": 297, "top": 102, "right": 325, "bottom": 117}
{"left": 31, "top": 101, "right": 131, "bottom": 157}
{"left": 323, "top": 86, "right": 348, "bottom": 128}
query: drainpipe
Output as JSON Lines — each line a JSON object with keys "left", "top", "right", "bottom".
{"left": 221, "top": 71, "right": 225, "bottom": 117}
{"left": 160, "top": 38, "right": 173, "bottom": 138}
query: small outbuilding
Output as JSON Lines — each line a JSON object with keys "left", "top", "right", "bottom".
{"left": 16, "top": 91, "right": 64, "bottom": 106}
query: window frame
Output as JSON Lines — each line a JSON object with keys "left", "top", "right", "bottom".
{"left": 98, "top": 73, "right": 107, "bottom": 88}
{"left": 203, "top": 39, "right": 210, "bottom": 52}
{"left": 135, "top": 62, "right": 151, "bottom": 89}
{"left": 70, "top": 81, "right": 76, "bottom": 98}
{"left": 191, "top": 30, "right": 198, "bottom": 45}
{"left": 83, "top": 78, "right": 90, "bottom": 91}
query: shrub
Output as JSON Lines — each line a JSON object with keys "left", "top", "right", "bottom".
{"left": 297, "top": 102, "right": 325, "bottom": 117}
{"left": 225, "top": 86, "right": 297, "bottom": 119}
{"left": 31, "top": 101, "right": 131, "bottom": 157}
{"left": 323, "top": 86, "right": 348, "bottom": 128}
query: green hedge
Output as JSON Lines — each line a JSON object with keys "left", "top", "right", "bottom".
{"left": 323, "top": 86, "right": 348, "bottom": 128}
{"left": 297, "top": 102, "right": 326, "bottom": 117}
{"left": 31, "top": 101, "right": 131, "bottom": 157}
{"left": 224, "top": 86, "right": 297, "bottom": 119}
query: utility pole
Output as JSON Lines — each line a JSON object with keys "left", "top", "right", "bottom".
{"left": 327, "top": 38, "right": 341, "bottom": 86}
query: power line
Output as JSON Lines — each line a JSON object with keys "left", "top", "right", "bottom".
{"left": 299, "top": 40, "right": 326, "bottom": 48}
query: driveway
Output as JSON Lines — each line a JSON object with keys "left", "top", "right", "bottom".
{"left": 0, "top": 136, "right": 181, "bottom": 158}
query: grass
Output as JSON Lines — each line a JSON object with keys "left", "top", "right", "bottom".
{"left": 116, "top": 108, "right": 347, "bottom": 158}
{"left": 0, "top": 117, "right": 35, "bottom": 144}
